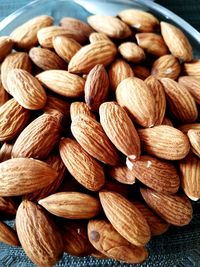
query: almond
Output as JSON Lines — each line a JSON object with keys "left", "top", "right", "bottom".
{"left": 141, "top": 188, "right": 193, "bottom": 226}
{"left": 132, "top": 65, "right": 150, "bottom": 80}
{"left": 160, "top": 21, "right": 192, "bottom": 62}
{"left": 85, "top": 64, "right": 109, "bottom": 111}
{"left": 68, "top": 40, "right": 117, "bottom": 74}
{"left": 108, "top": 58, "right": 134, "bottom": 92}
{"left": 0, "top": 142, "right": 13, "bottom": 162}
{"left": 89, "top": 32, "right": 111, "bottom": 43}
{"left": 102, "top": 179, "right": 131, "bottom": 197}
{"left": 179, "top": 152, "right": 200, "bottom": 200}
{"left": 183, "top": 60, "right": 200, "bottom": 76}
{"left": 6, "top": 69, "right": 47, "bottom": 110}
{"left": 178, "top": 123, "right": 200, "bottom": 134}
{"left": 59, "top": 138, "right": 105, "bottom": 191}
{"left": 0, "top": 221, "right": 20, "bottom": 246}
{"left": 127, "top": 155, "right": 180, "bottom": 194}
{"left": 151, "top": 54, "right": 181, "bottom": 80}
{"left": 39, "top": 192, "right": 101, "bottom": 219}
{"left": 36, "top": 70, "right": 85, "bottom": 97}
{"left": 160, "top": 78, "right": 198, "bottom": 123}
{"left": 108, "top": 165, "right": 136, "bottom": 184}
{"left": 29, "top": 47, "right": 66, "bottom": 70}
{"left": 118, "top": 42, "right": 145, "bottom": 63}
{"left": 0, "top": 78, "right": 9, "bottom": 107}
{"left": 178, "top": 76, "right": 200, "bottom": 104}
{"left": 187, "top": 129, "right": 200, "bottom": 157}
{"left": 116, "top": 77, "right": 156, "bottom": 127}
{"left": 136, "top": 33, "right": 168, "bottom": 57}
{"left": 43, "top": 95, "right": 70, "bottom": 116}
{"left": 53, "top": 36, "right": 82, "bottom": 63}
{"left": 16, "top": 200, "right": 63, "bottom": 266}
{"left": 88, "top": 219, "right": 148, "bottom": 264}
{"left": 0, "top": 197, "right": 17, "bottom": 217}
{"left": 71, "top": 114, "right": 120, "bottom": 165}
{"left": 99, "top": 191, "right": 151, "bottom": 246}
{"left": 138, "top": 125, "right": 190, "bottom": 160}
{"left": 100, "top": 102, "right": 141, "bottom": 158}
{"left": 0, "top": 98, "right": 29, "bottom": 142}
{"left": 118, "top": 9, "right": 159, "bottom": 32}
{"left": 0, "top": 36, "right": 13, "bottom": 62}
{"left": 70, "top": 102, "right": 95, "bottom": 120}
{"left": 87, "top": 15, "right": 131, "bottom": 39}
{"left": 162, "top": 117, "right": 173, "bottom": 126}
{"left": 10, "top": 15, "right": 53, "bottom": 49}
{"left": 133, "top": 202, "right": 170, "bottom": 236}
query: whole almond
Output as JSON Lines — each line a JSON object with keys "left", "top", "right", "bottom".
{"left": 0, "top": 143, "right": 13, "bottom": 162}
{"left": 12, "top": 113, "right": 62, "bottom": 159}
{"left": 70, "top": 102, "right": 95, "bottom": 120}
{"left": 108, "top": 58, "right": 134, "bottom": 92}
{"left": 118, "top": 42, "right": 145, "bottom": 63}
{"left": 53, "top": 36, "right": 82, "bottom": 63}
{"left": 87, "top": 15, "right": 131, "bottom": 39}
{"left": 68, "top": 40, "right": 117, "bottom": 74}
{"left": 0, "top": 197, "right": 17, "bottom": 217}
{"left": 43, "top": 95, "right": 70, "bottom": 116}
{"left": 99, "top": 191, "right": 151, "bottom": 246}
{"left": 160, "top": 21, "right": 192, "bottom": 62}
{"left": 136, "top": 33, "right": 168, "bottom": 56}
{"left": 85, "top": 64, "right": 109, "bottom": 111}
{"left": 179, "top": 153, "right": 200, "bottom": 200}
{"left": 138, "top": 125, "right": 190, "bottom": 160}
{"left": 118, "top": 9, "right": 159, "bottom": 32}
{"left": 6, "top": 69, "right": 47, "bottom": 110}
{"left": 160, "top": 78, "right": 198, "bottom": 123}
{"left": 145, "top": 76, "right": 166, "bottom": 125}
{"left": 187, "top": 129, "right": 200, "bottom": 157}
{"left": 89, "top": 32, "right": 111, "bottom": 43}
{"left": 0, "top": 36, "right": 13, "bottom": 62}
{"left": 116, "top": 77, "right": 156, "bottom": 127}
{"left": 29, "top": 47, "right": 66, "bottom": 70}
{"left": 178, "top": 76, "right": 200, "bottom": 104}
{"left": 127, "top": 155, "right": 180, "bottom": 194}
{"left": 100, "top": 102, "right": 141, "bottom": 159}
{"left": 183, "top": 60, "right": 200, "bottom": 76}
{"left": 71, "top": 114, "right": 120, "bottom": 165}
{"left": 36, "top": 70, "right": 85, "bottom": 97}
{"left": 0, "top": 158, "right": 57, "bottom": 196}
{"left": 141, "top": 188, "right": 193, "bottom": 226}
{"left": 39, "top": 192, "right": 101, "bottom": 219}
{"left": 0, "top": 78, "right": 9, "bottom": 107}
{"left": 178, "top": 123, "right": 200, "bottom": 134}
{"left": 59, "top": 138, "right": 105, "bottom": 191}
{"left": 0, "top": 98, "right": 29, "bottom": 142}
{"left": 10, "top": 15, "right": 53, "bottom": 49}
{"left": 108, "top": 165, "right": 136, "bottom": 185}
{"left": 88, "top": 219, "right": 148, "bottom": 264}
{"left": 133, "top": 202, "right": 170, "bottom": 236}
{"left": 151, "top": 54, "right": 181, "bottom": 80}
{"left": 132, "top": 65, "right": 150, "bottom": 80}
{"left": 0, "top": 221, "right": 20, "bottom": 246}
{"left": 16, "top": 200, "right": 63, "bottom": 266}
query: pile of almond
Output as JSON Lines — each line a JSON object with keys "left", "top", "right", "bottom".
{"left": 0, "top": 8, "right": 200, "bottom": 266}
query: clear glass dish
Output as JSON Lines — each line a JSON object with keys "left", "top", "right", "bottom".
{"left": 0, "top": 0, "right": 200, "bottom": 266}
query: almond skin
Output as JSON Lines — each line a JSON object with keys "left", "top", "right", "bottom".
{"left": 132, "top": 65, "right": 150, "bottom": 80}
{"left": 0, "top": 36, "right": 13, "bottom": 62}
{"left": 160, "top": 21, "right": 192, "bottom": 62}
{"left": 151, "top": 54, "right": 181, "bottom": 80}
{"left": 10, "top": 15, "right": 53, "bottom": 49}
{"left": 118, "top": 42, "right": 145, "bottom": 63}
{"left": 89, "top": 32, "right": 111, "bottom": 43}
{"left": 99, "top": 191, "right": 151, "bottom": 246}
{"left": 0, "top": 197, "right": 17, "bottom": 217}
{"left": 108, "top": 165, "right": 136, "bottom": 185}
{"left": 141, "top": 188, "right": 193, "bottom": 226}
{"left": 145, "top": 76, "right": 166, "bottom": 125}
{"left": 160, "top": 78, "right": 198, "bottom": 123}
{"left": 59, "top": 138, "right": 105, "bottom": 191}
{"left": 0, "top": 78, "right": 9, "bottom": 107}
{"left": 0, "top": 158, "right": 58, "bottom": 196}
{"left": 187, "top": 129, "right": 200, "bottom": 157}
{"left": 0, "top": 221, "right": 20, "bottom": 246}
{"left": 183, "top": 60, "right": 200, "bottom": 76}
{"left": 138, "top": 125, "right": 190, "bottom": 160}
{"left": 87, "top": 15, "right": 131, "bottom": 39}
{"left": 68, "top": 40, "right": 117, "bottom": 74}
{"left": 85, "top": 64, "right": 109, "bottom": 111}
{"left": 6, "top": 69, "right": 47, "bottom": 110}
{"left": 43, "top": 95, "right": 70, "bottom": 116}
{"left": 0, "top": 98, "right": 29, "bottom": 142}
{"left": 116, "top": 77, "right": 156, "bottom": 127}
{"left": 16, "top": 200, "right": 63, "bottom": 266}
{"left": 39, "top": 192, "right": 101, "bottom": 219}
{"left": 12, "top": 113, "right": 62, "bottom": 159}
{"left": 71, "top": 114, "right": 120, "bottom": 166}
{"left": 88, "top": 219, "right": 148, "bottom": 264}
{"left": 102, "top": 179, "right": 131, "bottom": 198}
{"left": 70, "top": 102, "right": 95, "bottom": 120}
{"left": 178, "top": 76, "right": 200, "bottom": 104}
{"left": 118, "top": 9, "right": 159, "bottom": 32}
{"left": 108, "top": 58, "right": 134, "bottom": 92}
{"left": 0, "top": 143, "right": 13, "bottom": 162}
{"left": 127, "top": 155, "right": 180, "bottom": 194}
{"left": 178, "top": 123, "right": 200, "bottom": 134}
{"left": 36, "top": 70, "right": 85, "bottom": 97}
{"left": 100, "top": 102, "right": 141, "bottom": 159}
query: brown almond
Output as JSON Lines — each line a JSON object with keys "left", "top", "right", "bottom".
{"left": 43, "top": 95, "right": 70, "bottom": 116}
{"left": 162, "top": 117, "right": 173, "bottom": 126}
{"left": 0, "top": 78, "right": 9, "bottom": 107}
{"left": 71, "top": 114, "right": 120, "bottom": 165}
{"left": 108, "top": 165, "right": 136, "bottom": 185}
{"left": 39, "top": 192, "right": 101, "bottom": 219}
{"left": 0, "top": 143, "right": 13, "bottom": 162}
{"left": 0, "top": 197, "right": 17, "bottom": 217}
{"left": 89, "top": 32, "right": 111, "bottom": 43}
{"left": 187, "top": 129, "right": 200, "bottom": 157}
{"left": 0, "top": 221, "right": 20, "bottom": 246}
{"left": 183, "top": 60, "right": 200, "bottom": 76}
{"left": 132, "top": 65, "right": 150, "bottom": 80}
{"left": 102, "top": 179, "right": 131, "bottom": 197}
{"left": 118, "top": 42, "right": 145, "bottom": 63}
{"left": 178, "top": 76, "right": 200, "bottom": 104}
{"left": 178, "top": 123, "right": 200, "bottom": 134}
{"left": 70, "top": 102, "right": 95, "bottom": 120}
{"left": 0, "top": 36, "right": 13, "bottom": 62}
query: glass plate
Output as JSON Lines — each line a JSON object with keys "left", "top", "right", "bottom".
{"left": 0, "top": 0, "right": 200, "bottom": 266}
